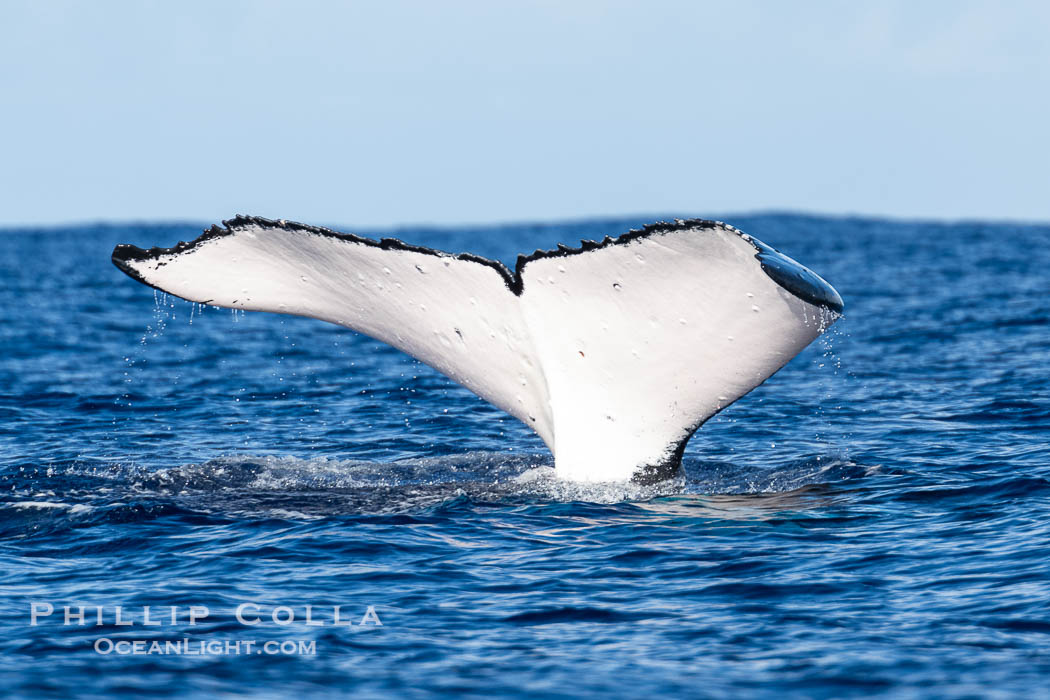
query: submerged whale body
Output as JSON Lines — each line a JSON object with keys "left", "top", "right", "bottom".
{"left": 112, "top": 217, "right": 843, "bottom": 483}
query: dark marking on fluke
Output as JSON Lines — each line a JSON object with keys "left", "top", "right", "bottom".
{"left": 632, "top": 441, "right": 691, "bottom": 485}
{"left": 749, "top": 239, "right": 844, "bottom": 313}
{"left": 111, "top": 216, "right": 843, "bottom": 313}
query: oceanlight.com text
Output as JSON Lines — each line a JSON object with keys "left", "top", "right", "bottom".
{"left": 94, "top": 638, "right": 317, "bottom": 656}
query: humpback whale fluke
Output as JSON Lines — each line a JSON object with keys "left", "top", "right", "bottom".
{"left": 112, "top": 217, "right": 843, "bottom": 483}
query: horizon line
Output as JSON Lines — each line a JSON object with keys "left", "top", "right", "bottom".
{"left": 1, "top": 208, "right": 1048, "bottom": 233}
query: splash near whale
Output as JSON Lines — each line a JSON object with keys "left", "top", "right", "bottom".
{"left": 112, "top": 217, "right": 843, "bottom": 483}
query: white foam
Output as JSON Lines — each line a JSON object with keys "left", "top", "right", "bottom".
{"left": 11, "top": 500, "right": 69, "bottom": 509}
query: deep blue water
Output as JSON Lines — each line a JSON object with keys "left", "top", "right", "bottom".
{"left": 1, "top": 214, "right": 1049, "bottom": 698}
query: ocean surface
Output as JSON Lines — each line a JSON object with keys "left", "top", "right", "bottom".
{"left": 1, "top": 214, "right": 1048, "bottom": 698}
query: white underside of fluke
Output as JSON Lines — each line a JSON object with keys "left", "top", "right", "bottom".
{"left": 113, "top": 219, "right": 842, "bottom": 483}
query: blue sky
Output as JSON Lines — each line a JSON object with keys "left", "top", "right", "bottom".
{"left": 1, "top": 1, "right": 1047, "bottom": 227}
